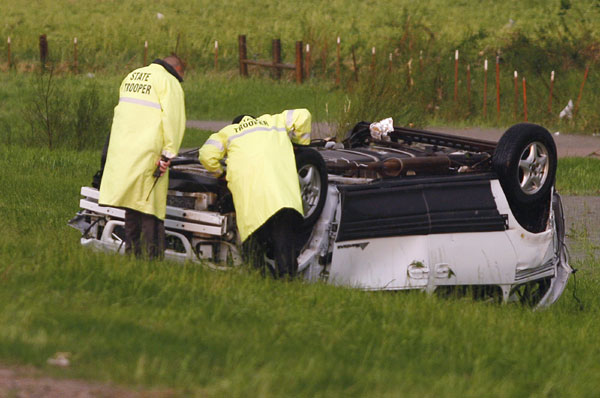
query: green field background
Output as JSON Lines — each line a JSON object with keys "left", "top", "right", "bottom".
{"left": 2, "top": 0, "right": 600, "bottom": 134}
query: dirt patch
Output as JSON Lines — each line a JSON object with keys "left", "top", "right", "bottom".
{"left": 0, "top": 365, "right": 177, "bottom": 398}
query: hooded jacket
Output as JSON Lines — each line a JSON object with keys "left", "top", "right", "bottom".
{"left": 99, "top": 60, "right": 186, "bottom": 219}
{"left": 199, "top": 109, "right": 311, "bottom": 241}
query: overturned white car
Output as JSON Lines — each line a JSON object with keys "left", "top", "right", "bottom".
{"left": 70, "top": 122, "right": 572, "bottom": 308}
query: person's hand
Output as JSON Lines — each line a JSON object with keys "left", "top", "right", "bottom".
{"left": 157, "top": 157, "right": 171, "bottom": 177}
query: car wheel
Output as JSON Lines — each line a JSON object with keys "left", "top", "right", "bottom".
{"left": 493, "top": 123, "right": 557, "bottom": 205}
{"left": 295, "top": 147, "right": 328, "bottom": 229}
{"left": 492, "top": 123, "right": 557, "bottom": 232}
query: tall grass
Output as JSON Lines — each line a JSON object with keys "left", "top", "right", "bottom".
{"left": 0, "top": 145, "right": 599, "bottom": 396}
{"left": 556, "top": 158, "right": 600, "bottom": 195}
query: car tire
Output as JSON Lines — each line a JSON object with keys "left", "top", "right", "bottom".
{"left": 492, "top": 123, "right": 557, "bottom": 233}
{"left": 493, "top": 123, "right": 557, "bottom": 205}
{"left": 295, "top": 147, "right": 328, "bottom": 230}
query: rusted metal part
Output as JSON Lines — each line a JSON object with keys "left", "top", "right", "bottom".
{"left": 326, "top": 155, "right": 451, "bottom": 178}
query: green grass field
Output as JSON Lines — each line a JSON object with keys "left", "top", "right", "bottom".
{"left": 0, "top": 145, "right": 599, "bottom": 396}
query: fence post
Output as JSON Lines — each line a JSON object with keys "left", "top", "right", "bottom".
{"left": 39, "top": 34, "right": 48, "bottom": 70}
{"left": 547, "top": 71, "right": 554, "bottom": 114}
{"left": 483, "top": 59, "right": 488, "bottom": 118}
{"left": 335, "top": 36, "right": 341, "bottom": 85}
{"left": 238, "top": 35, "right": 248, "bottom": 77}
{"left": 305, "top": 43, "right": 311, "bottom": 80}
{"left": 214, "top": 40, "right": 219, "bottom": 71}
{"left": 295, "top": 40, "right": 303, "bottom": 84}
{"left": 495, "top": 56, "right": 500, "bottom": 122}
{"left": 513, "top": 71, "right": 518, "bottom": 120}
{"left": 454, "top": 50, "right": 459, "bottom": 102}
{"left": 144, "top": 40, "right": 148, "bottom": 65}
{"left": 272, "top": 38, "right": 281, "bottom": 80}
{"left": 388, "top": 53, "right": 393, "bottom": 72}
{"left": 371, "top": 47, "right": 376, "bottom": 72}
{"left": 522, "top": 77, "right": 528, "bottom": 122}
{"left": 6, "top": 37, "right": 11, "bottom": 69}
{"left": 73, "top": 37, "right": 78, "bottom": 74}
{"left": 407, "top": 58, "right": 414, "bottom": 88}
{"left": 466, "top": 64, "right": 471, "bottom": 109}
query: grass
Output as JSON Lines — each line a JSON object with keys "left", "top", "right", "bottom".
{"left": 2, "top": 0, "right": 599, "bottom": 70}
{"left": 556, "top": 158, "right": 600, "bottom": 195}
{"left": 0, "top": 144, "right": 599, "bottom": 396}
{"left": 0, "top": 71, "right": 344, "bottom": 147}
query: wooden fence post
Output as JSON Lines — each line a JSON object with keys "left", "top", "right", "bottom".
{"left": 547, "top": 70, "right": 554, "bottom": 114}
{"left": 335, "top": 36, "right": 341, "bottom": 85}
{"left": 238, "top": 35, "right": 248, "bottom": 77}
{"left": 513, "top": 71, "right": 518, "bottom": 120}
{"left": 6, "top": 37, "right": 11, "bottom": 69}
{"left": 371, "top": 47, "right": 376, "bottom": 72}
{"left": 388, "top": 53, "right": 393, "bottom": 72}
{"left": 522, "top": 77, "right": 528, "bottom": 122}
{"left": 272, "top": 39, "right": 281, "bottom": 79}
{"left": 39, "top": 34, "right": 48, "bottom": 70}
{"left": 466, "top": 64, "right": 471, "bottom": 108}
{"left": 295, "top": 40, "right": 303, "bottom": 84}
{"left": 495, "top": 56, "right": 500, "bottom": 122}
{"left": 144, "top": 40, "right": 148, "bottom": 65}
{"left": 214, "top": 40, "right": 218, "bottom": 71}
{"left": 73, "top": 37, "right": 78, "bottom": 74}
{"left": 483, "top": 59, "right": 488, "bottom": 118}
{"left": 407, "top": 58, "right": 414, "bottom": 88}
{"left": 454, "top": 50, "right": 459, "bottom": 102}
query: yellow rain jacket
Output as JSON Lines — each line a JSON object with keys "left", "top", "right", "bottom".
{"left": 199, "top": 109, "right": 311, "bottom": 241}
{"left": 99, "top": 61, "right": 186, "bottom": 219}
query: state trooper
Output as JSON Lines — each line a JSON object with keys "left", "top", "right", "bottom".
{"left": 199, "top": 109, "right": 312, "bottom": 278}
{"left": 99, "top": 55, "right": 186, "bottom": 259}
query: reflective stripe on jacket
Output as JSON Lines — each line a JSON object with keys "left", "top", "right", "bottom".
{"left": 99, "top": 63, "right": 186, "bottom": 219}
{"left": 199, "top": 109, "right": 311, "bottom": 241}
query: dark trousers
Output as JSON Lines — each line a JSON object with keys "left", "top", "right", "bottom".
{"left": 244, "top": 208, "right": 302, "bottom": 278}
{"left": 124, "top": 209, "right": 165, "bottom": 259}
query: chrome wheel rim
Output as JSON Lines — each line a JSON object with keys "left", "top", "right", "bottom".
{"left": 518, "top": 141, "right": 549, "bottom": 195}
{"left": 298, "top": 164, "right": 321, "bottom": 219}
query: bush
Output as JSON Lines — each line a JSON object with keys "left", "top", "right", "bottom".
{"left": 23, "top": 67, "right": 113, "bottom": 150}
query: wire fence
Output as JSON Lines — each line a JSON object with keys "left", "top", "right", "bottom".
{"left": 2, "top": 33, "right": 595, "bottom": 125}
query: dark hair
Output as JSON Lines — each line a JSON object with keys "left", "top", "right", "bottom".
{"left": 232, "top": 114, "right": 255, "bottom": 124}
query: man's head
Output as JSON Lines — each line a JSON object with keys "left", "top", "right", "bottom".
{"left": 163, "top": 54, "right": 185, "bottom": 80}
{"left": 232, "top": 114, "right": 255, "bottom": 124}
